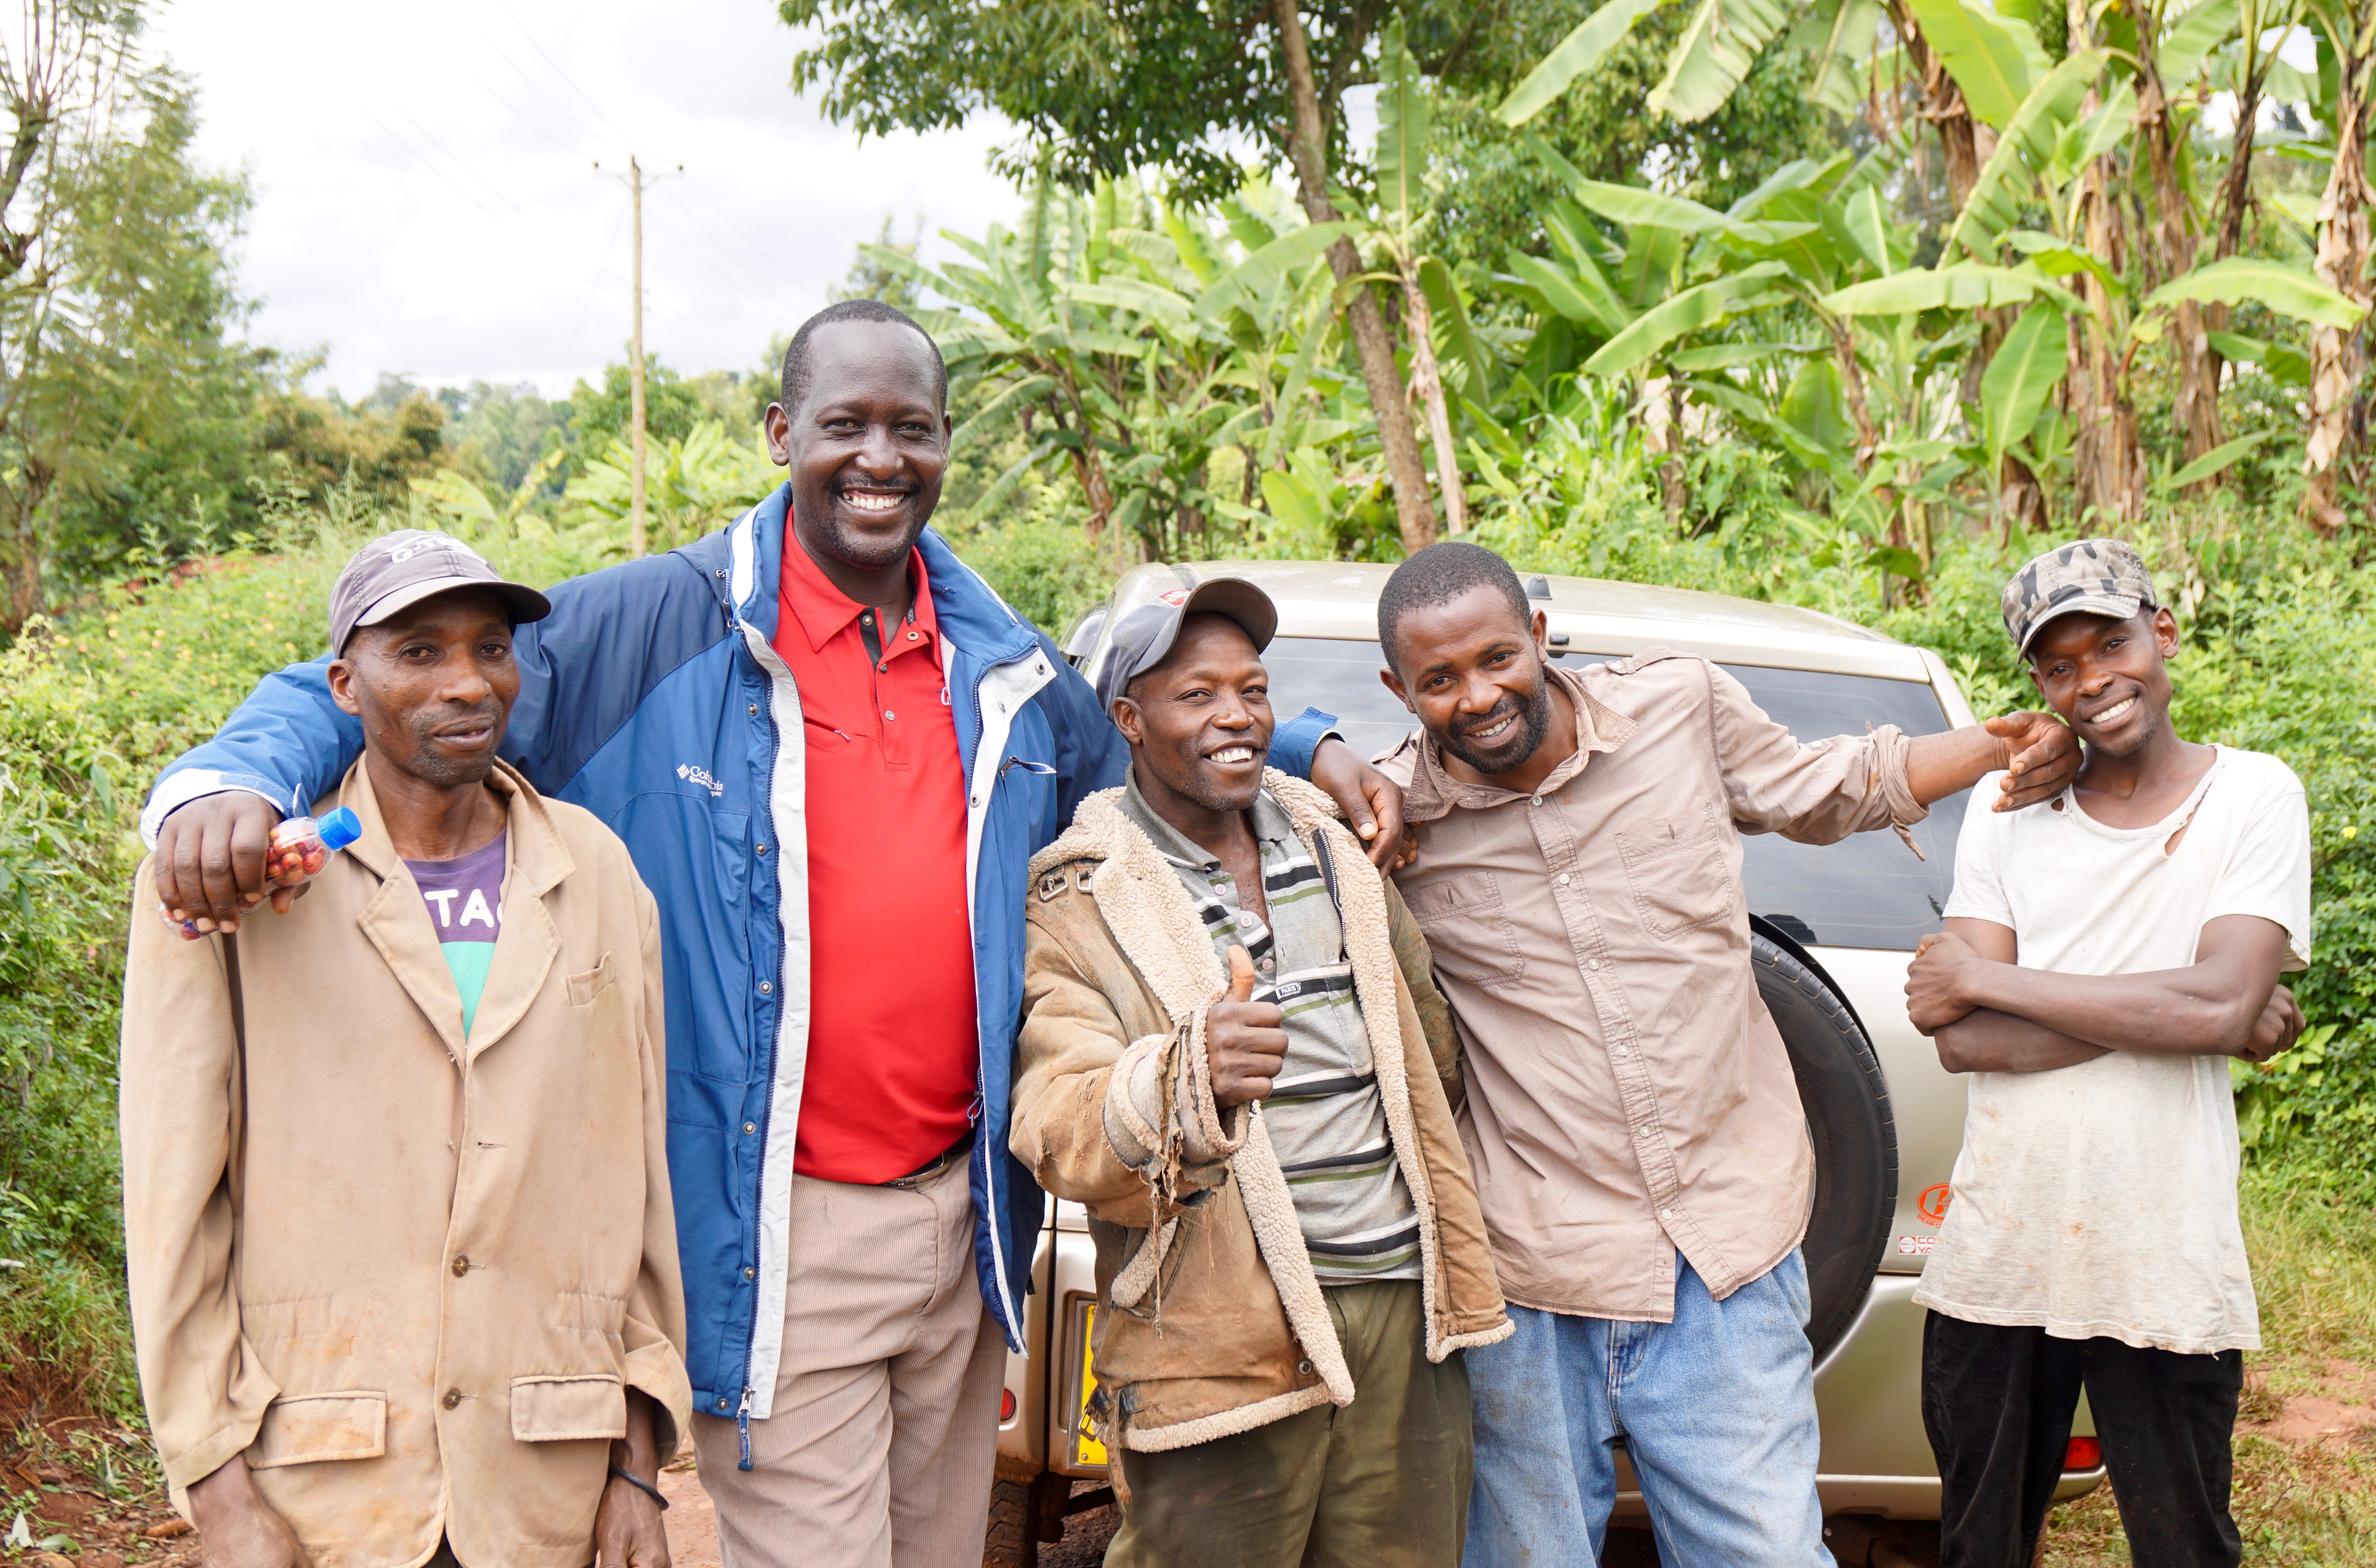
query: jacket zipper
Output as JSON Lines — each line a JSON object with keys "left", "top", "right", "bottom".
{"left": 737, "top": 657, "right": 787, "bottom": 1471}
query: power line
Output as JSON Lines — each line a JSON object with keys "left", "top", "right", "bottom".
{"left": 682, "top": 175, "right": 811, "bottom": 293}
{"left": 358, "top": 107, "right": 506, "bottom": 221}
{"left": 652, "top": 182, "right": 789, "bottom": 300}
{"left": 389, "top": 102, "right": 524, "bottom": 214}
{"left": 501, "top": 5, "right": 629, "bottom": 140}
{"left": 484, "top": 34, "right": 615, "bottom": 150}
{"left": 468, "top": 69, "right": 593, "bottom": 163}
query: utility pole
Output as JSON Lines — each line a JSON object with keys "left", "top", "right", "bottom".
{"left": 597, "top": 157, "right": 681, "bottom": 557}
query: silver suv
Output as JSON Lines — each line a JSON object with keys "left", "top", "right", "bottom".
{"left": 986, "top": 561, "right": 2105, "bottom": 1563}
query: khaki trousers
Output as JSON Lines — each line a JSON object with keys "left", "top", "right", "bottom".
{"left": 690, "top": 1156, "right": 1006, "bottom": 1568}
{"left": 1104, "top": 1280, "right": 1473, "bottom": 1568}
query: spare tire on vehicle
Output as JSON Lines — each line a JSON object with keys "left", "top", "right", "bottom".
{"left": 1751, "top": 927, "right": 1899, "bottom": 1360}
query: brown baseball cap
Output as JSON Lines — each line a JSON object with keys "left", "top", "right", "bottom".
{"left": 2001, "top": 538, "right": 2159, "bottom": 656}
{"left": 329, "top": 529, "right": 551, "bottom": 654}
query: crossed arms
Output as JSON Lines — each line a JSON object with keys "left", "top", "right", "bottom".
{"left": 1906, "top": 915, "right": 2304, "bottom": 1074}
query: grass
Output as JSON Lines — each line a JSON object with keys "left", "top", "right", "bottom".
{"left": 2040, "top": 1169, "right": 2376, "bottom": 1565}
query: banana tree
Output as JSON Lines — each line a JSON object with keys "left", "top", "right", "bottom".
{"left": 874, "top": 171, "right": 1392, "bottom": 562}
{"left": 2302, "top": 0, "right": 2376, "bottom": 532}
{"left": 1505, "top": 132, "right": 1965, "bottom": 590}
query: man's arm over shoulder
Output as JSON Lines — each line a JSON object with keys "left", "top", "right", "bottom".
{"left": 1013, "top": 877, "right": 1241, "bottom": 1225}
{"left": 148, "top": 550, "right": 725, "bottom": 927}
{"left": 1683, "top": 655, "right": 1929, "bottom": 846}
{"left": 618, "top": 883, "right": 691, "bottom": 1459}
{"left": 118, "top": 859, "right": 280, "bottom": 1489}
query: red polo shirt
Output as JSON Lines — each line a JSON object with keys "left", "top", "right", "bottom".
{"left": 773, "top": 533, "right": 978, "bottom": 1183}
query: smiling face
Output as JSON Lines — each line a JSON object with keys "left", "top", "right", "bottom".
{"left": 329, "top": 587, "right": 520, "bottom": 790}
{"left": 1381, "top": 584, "right": 1555, "bottom": 777}
{"left": 765, "top": 318, "right": 952, "bottom": 576}
{"left": 2025, "top": 606, "right": 2180, "bottom": 758}
{"left": 1112, "top": 615, "right": 1273, "bottom": 819}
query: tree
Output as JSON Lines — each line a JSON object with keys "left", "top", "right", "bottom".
{"left": 0, "top": 1, "right": 264, "bottom": 621}
{"left": 2304, "top": 0, "right": 2375, "bottom": 533}
{"left": 777, "top": 0, "right": 1485, "bottom": 549}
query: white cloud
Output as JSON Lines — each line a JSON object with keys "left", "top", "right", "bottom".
{"left": 146, "top": 0, "right": 1026, "bottom": 400}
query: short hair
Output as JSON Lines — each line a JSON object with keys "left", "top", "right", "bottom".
{"left": 779, "top": 299, "right": 948, "bottom": 415}
{"left": 1378, "top": 542, "right": 1532, "bottom": 671}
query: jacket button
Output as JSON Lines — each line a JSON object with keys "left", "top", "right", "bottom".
{"left": 451, "top": 1255, "right": 470, "bottom": 1277}
{"left": 749, "top": 703, "right": 758, "bottom": 715}
{"left": 743, "top": 1266, "right": 756, "bottom": 1280}
{"left": 743, "top": 1121, "right": 757, "bottom": 1135}
{"left": 760, "top": 981, "right": 773, "bottom": 995}
{"left": 717, "top": 1397, "right": 730, "bottom": 1411}
{"left": 1296, "top": 1360, "right": 1313, "bottom": 1377}
{"left": 755, "top": 843, "right": 769, "bottom": 856}
{"left": 441, "top": 1388, "right": 463, "bottom": 1410}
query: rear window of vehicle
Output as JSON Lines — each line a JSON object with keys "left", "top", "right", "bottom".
{"left": 1259, "top": 636, "right": 1968, "bottom": 952}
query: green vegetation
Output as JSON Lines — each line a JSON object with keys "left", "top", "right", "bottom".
{"left": 3, "top": 16, "right": 2373, "bottom": 1556}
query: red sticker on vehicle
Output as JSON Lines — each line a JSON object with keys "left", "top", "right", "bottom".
{"left": 1159, "top": 589, "right": 1190, "bottom": 605}
{"left": 1917, "top": 1183, "right": 1952, "bottom": 1227}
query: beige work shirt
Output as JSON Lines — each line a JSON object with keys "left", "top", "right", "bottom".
{"left": 120, "top": 759, "right": 691, "bottom": 1568}
{"left": 1380, "top": 653, "right": 1926, "bottom": 1321}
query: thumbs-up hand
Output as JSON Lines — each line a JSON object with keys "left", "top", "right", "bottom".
{"left": 1209, "top": 945, "right": 1288, "bottom": 1108}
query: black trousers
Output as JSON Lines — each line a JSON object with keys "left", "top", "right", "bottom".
{"left": 1922, "top": 1311, "right": 2244, "bottom": 1568}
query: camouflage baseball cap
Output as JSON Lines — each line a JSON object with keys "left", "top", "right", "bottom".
{"left": 2001, "top": 538, "right": 2158, "bottom": 655}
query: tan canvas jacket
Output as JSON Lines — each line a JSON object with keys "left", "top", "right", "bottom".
{"left": 1011, "top": 771, "right": 1508, "bottom": 1459}
{"left": 1380, "top": 652, "right": 1927, "bottom": 1322}
{"left": 120, "top": 759, "right": 691, "bottom": 1568}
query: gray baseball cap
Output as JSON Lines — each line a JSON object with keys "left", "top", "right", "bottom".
{"left": 1095, "top": 578, "right": 1279, "bottom": 712}
{"left": 2001, "top": 538, "right": 2159, "bottom": 656}
{"left": 329, "top": 530, "right": 551, "bottom": 654}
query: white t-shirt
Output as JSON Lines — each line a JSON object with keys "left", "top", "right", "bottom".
{"left": 1914, "top": 747, "right": 2311, "bottom": 1355}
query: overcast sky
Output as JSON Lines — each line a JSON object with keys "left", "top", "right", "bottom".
{"left": 147, "top": 0, "right": 1028, "bottom": 401}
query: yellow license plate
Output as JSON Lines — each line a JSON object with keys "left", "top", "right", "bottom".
{"left": 1070, "top": 1296, "right": 1107, "bottom": 1468}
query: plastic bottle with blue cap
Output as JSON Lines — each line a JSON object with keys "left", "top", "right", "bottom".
{"left": 162, "top": 806, "right": 362, "bottom": 939}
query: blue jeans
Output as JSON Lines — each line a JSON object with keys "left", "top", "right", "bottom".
{"left": 1464, "top": 1249, "right": 1831, "bottom": 1568}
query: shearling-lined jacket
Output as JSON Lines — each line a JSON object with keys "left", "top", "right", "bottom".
{"left": 1011, "top": 771, "right": 1509, "bottom": 1456}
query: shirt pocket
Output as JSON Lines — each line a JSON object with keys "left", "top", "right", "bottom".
{"left": 246, "top": 1391, "right": 387, "bottom": 1469}
{"left": 1614, "top": 805, "right": 1737, "bottom": 941}
{"left": 510, "top": 1373, "right": 627, "bottom": 1442}
{"left": 567, "top": 952, "right": 617, "bottom": 1007}
{"left": 1404, "top": 874, "right": 1527, "bottom": 985}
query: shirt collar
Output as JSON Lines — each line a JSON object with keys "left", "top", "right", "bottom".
{"left": 1398, "top": 664, "right": 1640, "bottom": 822}
{"left": 1118, "top": 770, "right": 1293, "bottom": 871}
{"left": 776, "top": 519, "right": 939, "bottom": 655}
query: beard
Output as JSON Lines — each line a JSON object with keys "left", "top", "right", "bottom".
{"left": 398, "top": 701, "right": 506, "bottom": 787}
{"left": 1436, "top": 673, "right": 1553, "bottom": 777}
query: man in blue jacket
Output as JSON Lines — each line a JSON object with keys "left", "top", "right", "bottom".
{"left": 145, "top": 300, "right": 1402, "bottom": 1568}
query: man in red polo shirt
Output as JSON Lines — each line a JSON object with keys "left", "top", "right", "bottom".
{"left": 717, "top": 306, "right": 1402, "bottom": 1564}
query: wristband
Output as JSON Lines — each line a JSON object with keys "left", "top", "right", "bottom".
{"left": 607, "top": 1465, "right": 670, "bottom": 1511}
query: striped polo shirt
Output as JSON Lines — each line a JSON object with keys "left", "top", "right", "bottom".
{"left": 1118, "top": 778, "right": 1421, "bottom": 1285}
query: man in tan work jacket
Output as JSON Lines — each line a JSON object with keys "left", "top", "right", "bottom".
{"left": 120, "top": 531, "right": 690, "bottom": 1568}
{"left": 1370, "top": 544, "right": 2084, "bottom": 1568}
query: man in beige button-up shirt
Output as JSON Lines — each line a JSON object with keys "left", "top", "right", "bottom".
{"left": 1369, "top": 545, "right": 2077, "bottom": 1568}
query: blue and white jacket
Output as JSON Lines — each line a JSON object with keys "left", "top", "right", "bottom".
{"left": 140, "top": 487, "right": 1337, "bottom": 1446}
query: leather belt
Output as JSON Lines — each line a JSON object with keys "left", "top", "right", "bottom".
{"left": 877, "top": 1130, "right": 974, "bottom": 1190}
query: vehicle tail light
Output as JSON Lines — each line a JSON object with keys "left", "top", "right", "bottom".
{"left": 2063, "top": 1436, "right": 2101, "bottom": 1471}
{"left": 1000, "top": 1388, "right": 1016, "bottom": 1422}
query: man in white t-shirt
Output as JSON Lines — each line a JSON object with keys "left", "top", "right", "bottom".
{"left": 1902, "top": 539, "right": 2310, "bottom": 1568}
